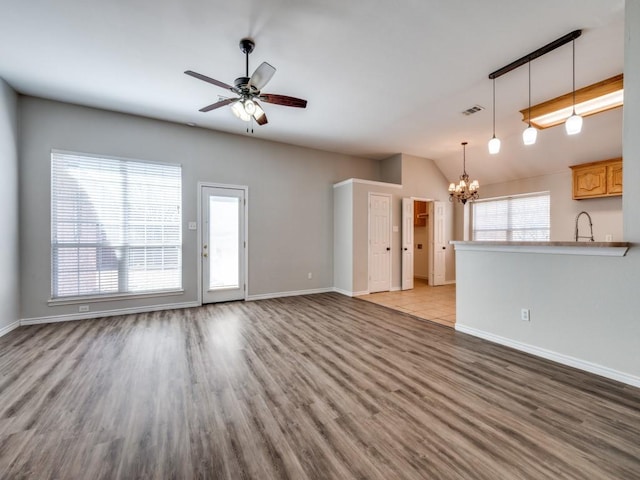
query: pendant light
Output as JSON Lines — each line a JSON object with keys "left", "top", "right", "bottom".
{"left": 565, "top": 39, "right": 583, "bottom": 135}
{"left": 488, "top": 78, "right": 501, "bottom": 154}
{"left": 523, "top": 60, "right": 538, "bottom": 145}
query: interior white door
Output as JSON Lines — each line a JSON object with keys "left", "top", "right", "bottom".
{"left": 369, "top": 193, "right": 391, "bottom": 293}
{"left": 201, "top": 185, "right": 246, "bottom": 303}
{"left": 401, "top": 198, "right": 414, "bottom": 290}
{"left": 429, "top": 200, "right": 446, "bottom": 286}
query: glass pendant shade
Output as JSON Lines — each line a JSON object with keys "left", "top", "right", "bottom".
{"left": 231, "top": 101, "right": 251, "bottom": 121}
{"left": 244, "top": 99, "right": 256, "bottom": 115}
{"left": 523, "top": 125, "right": 538, "bottom": 145}
{"left": 565, "top": 112, "right": 583, "bottom": 135}
{"left": 488, "top": 136, "right": 501, "bottom": 154}
{"left": 565, "top": 39, "right": 582, "bottom": 136}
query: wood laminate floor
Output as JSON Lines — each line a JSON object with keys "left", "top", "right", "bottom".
{"left": 1, "top": 293, "right": 639, "bottom": 479}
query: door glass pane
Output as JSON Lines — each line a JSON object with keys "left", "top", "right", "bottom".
{"left": 209, "top": 196, "right": 239, "bottom": 289}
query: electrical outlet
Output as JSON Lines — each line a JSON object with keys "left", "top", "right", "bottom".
{"left": 79, "top": 305, "right": 89, "bottom": 313}
{"left": 605, "top": 234, "right": 613, "bottom": 242}
{"left": 521, "top": 308, "right": 530, "bottom": 322}
{"left": 308, "top": 272, "right": 312, "bottom": 279}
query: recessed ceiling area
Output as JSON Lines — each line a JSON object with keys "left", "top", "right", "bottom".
{"left": 0, "top": 0, "right": 625, "bottom": 186}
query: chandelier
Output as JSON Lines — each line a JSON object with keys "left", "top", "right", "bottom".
{"left": 448, "top": 142, "right": 479, "bottom": 204}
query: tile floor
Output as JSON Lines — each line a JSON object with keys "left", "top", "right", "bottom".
{"left": 358, "top": 278, "right": 456, "bottom": 328}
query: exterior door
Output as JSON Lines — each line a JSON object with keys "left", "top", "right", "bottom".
{"left": 401, "top": 198, "right": 414, "bottom": 290}
{"left": 201, "top": 185, "right": 247, "bottom": 303}
{"left": 429, "top": 201, "right": 446, "bottom": 286}
{"left": 369, "top": 193, "right": 391, "bottom": 293}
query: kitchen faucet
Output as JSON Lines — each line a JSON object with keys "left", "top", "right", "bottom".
{"left": 575, "top": 211, "right": 594, "bottom": 242}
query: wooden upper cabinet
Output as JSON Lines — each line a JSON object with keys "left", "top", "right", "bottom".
{"left": 570, "top": 158, "right": 622, "bottom": 199}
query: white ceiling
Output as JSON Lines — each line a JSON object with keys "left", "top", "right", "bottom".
{"left": 0, "top": 0, "right": 626, "bottom": 185}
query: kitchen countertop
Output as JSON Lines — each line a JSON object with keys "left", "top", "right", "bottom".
{"left": 450, "top": 241, "right": 631, "bottom": 256}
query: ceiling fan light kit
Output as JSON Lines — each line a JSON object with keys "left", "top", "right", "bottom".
{"left": 185, "top": 37, "right": 307, "bottom": 129}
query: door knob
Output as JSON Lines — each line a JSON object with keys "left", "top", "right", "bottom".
{"left": 203, "top": 252, "right": 208, "bottom": 257}
{"left": 442, "top": 246, "right": 446, "bottom": 250}
{"left": 404, "top": 247, "right": 408, "bottom": 251}
{"left": 386, "top": 247, "right": 391, "bottom": 251}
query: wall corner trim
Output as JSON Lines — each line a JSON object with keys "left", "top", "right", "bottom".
{"left": 455, "top": 324, "right": 640, "bottom": 388}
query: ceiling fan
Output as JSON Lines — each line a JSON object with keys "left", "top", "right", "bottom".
{"left": 185, "top": 38, "right": 307, "bottom": 126}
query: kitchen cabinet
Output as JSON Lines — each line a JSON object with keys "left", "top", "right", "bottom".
{"left": 570, "top": 158, "right": 622, "bottom": 199}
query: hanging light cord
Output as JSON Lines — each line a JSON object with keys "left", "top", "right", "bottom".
{"left": 528, "top": 61, "right": 532, "bottom": 126}
{"left": 492, "top": 78, "right": 496, "bottom": 136}
{"left": 462, "top": 142, "right": 467, "bottom": 175}
{"left": 572, "top": 39, "right": 576, "bottom": 114}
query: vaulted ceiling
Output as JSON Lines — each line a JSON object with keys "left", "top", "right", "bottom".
{"left": 0, "top": 0, "right": 625, "bottom": 185}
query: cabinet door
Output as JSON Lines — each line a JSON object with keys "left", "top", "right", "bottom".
{"left": 607, "top": 162, "right": 623, "bottom": 195}
{"left": 573, "top": 165, "right": 607, "bottom": 199}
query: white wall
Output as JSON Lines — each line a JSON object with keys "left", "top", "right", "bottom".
{"left": 333, "top": 181, "right": 354, "bottom": 294}
{"left": 0, "top": 79, "right": 19, "bottom": 334}
{"left": 18, "top": 96, "right": 381, "bottom": 321}
{"left": 480, "top": 171, "right": 623, "bottom": 241}
{"left": 455, "top": 0, "right": 640, "bottom": 385}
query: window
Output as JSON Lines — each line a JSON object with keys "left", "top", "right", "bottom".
{"left": 51, "top": 151, "right": 182, "bottom": 299}
{"left": 472, "top": 192, "right": 550, "bottom": 241}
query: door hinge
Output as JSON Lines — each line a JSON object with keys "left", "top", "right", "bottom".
{"left": 244, "top": 284, "right": 246, "bottom": 291}
{"left": 244, "top": 241, "right": 246, "bottom": 248}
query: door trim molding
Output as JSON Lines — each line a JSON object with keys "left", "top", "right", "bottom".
{"left": 197, "top": 182, "right": 249, "bottom": 305}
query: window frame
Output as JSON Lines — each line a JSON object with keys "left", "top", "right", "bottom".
{"left": 49, "top": 150, "right": 183, "bottom": 303}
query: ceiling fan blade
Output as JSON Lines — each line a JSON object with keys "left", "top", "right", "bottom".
{"left": 185, "top": 70, "right": 235, "bottom": 91}
{"left": 260, "top": 94, "right": 307, "bottom": 108}
{"left": 249, "top": 62, "right": 276, "bottom": 91}
{"left": 199, "top": 98, "right": 237, "bottom": 112}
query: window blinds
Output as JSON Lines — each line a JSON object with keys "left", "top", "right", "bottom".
{"left": 51, "top": 151, "right": 182, "bottom": 299}
{"left": 472, "top": 192, "right": 550, "bottom": 241}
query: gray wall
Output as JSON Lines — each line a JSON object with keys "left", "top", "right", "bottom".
{"left": 455, "top": 0, "right": 640, "bottom": 384}
{"left": 0, "top": 79, "right": 19, "bottom": 332}
{"left": 19, "top": 97, "right": 380, "bottom": 321}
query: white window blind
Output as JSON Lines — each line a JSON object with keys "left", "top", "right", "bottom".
{"left": 51, "top": 151, "right": 182, "bottom": 299}
{"left": 472, "top": 192, "right": 550, "bottom": 241}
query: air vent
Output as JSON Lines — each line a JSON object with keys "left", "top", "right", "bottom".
{"left": 461, "top": 105, "right": 485, "bottom": 116}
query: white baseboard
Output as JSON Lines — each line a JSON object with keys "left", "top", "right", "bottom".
{"left": 20, "top": 301, "right": 200, "bottom": 326}
{"left": 333, "top": 288, "right": 369, "bottom": 297}
{"left": 414, "top": 275, "right": 429, "bottom": 280}
{"left": 247, "top": 287, "right": 334, "bottom": 302}
{"left": 0, "top": 320, "right": 20, "bottom": 338}
{"left": 390, "top": 286, "right": 401, "bottom": 292}
{"left": 455, "top": 324, "right": 640, "bottom": 388}
{"left": 444, "top": 280, "right": 456, "bottom": 285}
